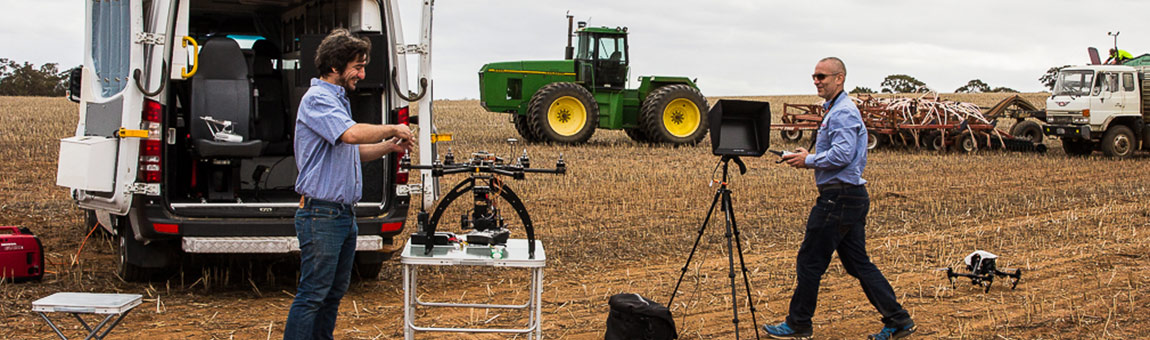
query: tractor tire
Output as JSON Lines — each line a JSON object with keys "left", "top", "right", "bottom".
{"left": 1101, "top": 125, "right": 1136, "bottom": 158}
{"left": 957, "top": 133, "right": 978, "bottom": 153}
{"left": 1010, "top": 120, "right": 1044, "bottom": 144}
{"left": 923, "top": 132, "right": 945, "bottom": 151}
{"left": 1062, "top": 138, "right": 1095, "bottom": 156}
{"left": 513, "top": 114, "right": 542, "bottom": 142}
{"left": 782, "top": 129, "right": 803, "bottom": 142}
{"left": 624, "top": 128, "right": 653, "bottom": 143}
{"left": 526, "top": 82, "right": 598, "bottom": 144}
{"left": 639, "top": 84, "right": 709, "bottom": 145}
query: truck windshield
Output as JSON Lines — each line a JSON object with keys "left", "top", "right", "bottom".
{"left": 1053, "top": 70, "right": 1095, "bottom": 97}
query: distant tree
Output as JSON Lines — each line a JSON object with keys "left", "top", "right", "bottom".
{"left": 0, "top": 58, "right": 68, "bottom": 96}
{"left": 880, "top": 74, "right": 930, "bottom": 93}
{"left": 955, "top": 79, "right": 991, "bottom": 93}
{"left": 850, "top": 86, "right": 876, "bottom": 94}
{"left": 989, "top": 86, "right": 1018, "bottom": 93}
{"left": 1039, "top": 65, "right": 1073, "bottom": 91}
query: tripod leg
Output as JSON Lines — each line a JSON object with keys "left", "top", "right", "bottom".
{"left": 721, "top": 188, "right": 742, "bottom": 340}
{"left": 668, "top": 188, "right": 723, "bottom": 307}
{"left": 725, "top": 189, "right": 761, "bottom": 340}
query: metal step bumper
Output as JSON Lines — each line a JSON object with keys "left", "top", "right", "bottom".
{"left": 181, "top": 236, "right": 383, "bottom": 254}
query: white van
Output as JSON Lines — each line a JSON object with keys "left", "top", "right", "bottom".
{"left": 57, "top": 0, "right": 430, "bottom": 281}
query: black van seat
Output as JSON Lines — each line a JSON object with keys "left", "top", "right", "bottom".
{"left": 250, "top": 39, "right": 291, "bottom": 156}
{"left": 191, "top": 37, "right": 262, "bottom": 158}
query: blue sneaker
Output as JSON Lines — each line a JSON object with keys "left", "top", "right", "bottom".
{"left": 763, "top": 321, "right": 813, "bottom": 339}
{"left": 868, "top": 322, "right": 917, "bottom": 340}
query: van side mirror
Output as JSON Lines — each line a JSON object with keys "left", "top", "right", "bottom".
{"left": 67, "top": 66, "right": 82, "bottom": 103}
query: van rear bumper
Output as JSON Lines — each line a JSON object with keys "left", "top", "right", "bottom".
{"left": 181, "top": 236, "right": 383, "bottom": 253}
{"left": 129, "top": 197, "right": 408, "bottom": 244}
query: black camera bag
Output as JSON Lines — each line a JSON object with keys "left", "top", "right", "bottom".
{"left": 605, "top": 293, "right": 677, "bottom": 340}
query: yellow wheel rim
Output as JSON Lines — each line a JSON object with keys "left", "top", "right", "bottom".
{"left": 663, "top": 98, "right": 701, "bottom": 137}
{"left": 547, "top": 96, "right": 587, "bottom": 136}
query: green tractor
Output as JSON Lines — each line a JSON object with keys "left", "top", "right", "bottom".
{"left": 478, "top": 17, "right": 708, "bottom": 145}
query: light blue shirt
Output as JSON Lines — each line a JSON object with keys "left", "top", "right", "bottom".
{"left": 294, "top": 78, "right": 362, "bottom": 205}
{"left": 804, "top": 91, "right": 868, "bottom": 186}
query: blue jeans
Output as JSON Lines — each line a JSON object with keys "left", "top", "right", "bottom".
{"left": 785, "top": 186, "right": 911, "bottom": 331}
{"left": 284, "top": 198, "right": 358, "bottom": 340}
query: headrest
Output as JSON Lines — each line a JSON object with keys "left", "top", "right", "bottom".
{"left": 196, "top": 37, "right": 248, "bottom": 80}
{"left": 250, "top": 39, "right": 281, "bottom": 76}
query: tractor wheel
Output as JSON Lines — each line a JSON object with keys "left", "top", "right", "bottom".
{"left": 526, "top": 82, "right": 598, "bottom": 144}
{"left": 782, "top": 129, "right": 803, "bottom": 142}
{"left": 624, "top": 128, "right": 652, "bottom": 143}
{"left": 1101, "top": 125, "right": 1135, "bottom": 158}
{"left": 957, "top": 133, "right": 978, "bottom": 153}
{"left": 513, "top": 114, "right": 542, "bottom": 142}
{"left": 1062, "top": 138, "right": 1095, "bottom": 156}
{"left": 640, "top": 84, "right": 709, "bottom": 145}
{"left": 1010, "top": 120, "right": 1044, "bottom": 144}
{"left": 923, "top": 132, "right": 945, "bottom": 151}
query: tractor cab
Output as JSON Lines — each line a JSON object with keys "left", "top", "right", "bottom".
{"left": 574, "top": 26, "right": 629, "bottom": 89}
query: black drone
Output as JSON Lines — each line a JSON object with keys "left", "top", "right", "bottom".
{"left": 400, "top": 145, "right": 565, "bottom": 259}
{"left": 942, "top": 250, "right": 1022, "bottom": 293}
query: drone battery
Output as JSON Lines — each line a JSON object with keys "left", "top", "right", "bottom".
{"left": 466, "top": 229, "right": 510, "bottom": 246}
{"left": 410, "top": 232, "right": 456, "bottom": 246}
{"left": 0, "top": 226, "right": 44, "bottom": 282}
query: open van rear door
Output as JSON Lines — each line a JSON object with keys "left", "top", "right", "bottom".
{"left": 57, "top": 0, "right": 174, "bottom": 216}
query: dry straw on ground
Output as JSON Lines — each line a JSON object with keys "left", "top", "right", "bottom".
{"left": 1, "top": 95, "right": 1147, "bottom": 339}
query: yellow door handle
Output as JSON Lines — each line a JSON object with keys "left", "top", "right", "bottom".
{"left": 181, "top": 36, "right": 199, "bottom": 78}
{"left": 117, "top": 127, "right": 150, "bottom": 138}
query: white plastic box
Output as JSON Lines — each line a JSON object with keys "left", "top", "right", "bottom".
{"left": 56, "top": 136, "right": 118, "bottom": 192}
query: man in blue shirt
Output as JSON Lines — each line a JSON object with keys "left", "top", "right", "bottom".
{"left": 766, "top": 57, "right": 915, "bottom": 340}
{"left": 284, "top": 28, "right": 413, "bottom": 340}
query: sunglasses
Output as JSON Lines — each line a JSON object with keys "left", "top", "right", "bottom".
{"left": 812, "top": 72, "right": 840, "bottom": 81}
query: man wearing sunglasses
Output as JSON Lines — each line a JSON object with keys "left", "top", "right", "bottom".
{"left": 766, "top": 57, "right": 916, "bottom": 340}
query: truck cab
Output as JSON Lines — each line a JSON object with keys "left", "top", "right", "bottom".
{"left": 57, "top": 0, "right": 429, "bottom": 281}
{"left": 1044, "top": 65, "right": 1150, "bottom": 157}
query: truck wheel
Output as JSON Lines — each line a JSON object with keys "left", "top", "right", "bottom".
{"left": 1010, "top": 120, "right": 1044, "bottom": 144}
{"left": 526, "top": 82, "right": 598, "bottom": 144}
{"left": 624, "top": 128, "right": 652, "bottom": 143}
{"left": 513, "top": 114, "right": 542, "bottom": 142}
{"left": 1062, "top": 138, "right": 1094, "bottom": 156}
{"left": 640, "top": 84, "right": 709, "bottom": 145}
{"left": 1101, "top": 125, "right": 1135, "bottom": 158}
{"left": 782, "top": 129, "right": 803, "bottom": 142}
{"left": 117, "top": 217, "right": 178, "bottom": 282}
{"left": 957, "top": 133, "right": 978, "bottom": 153}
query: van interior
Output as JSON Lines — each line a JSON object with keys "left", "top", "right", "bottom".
{"left": 163, "top": 0, "right": 393, "bottom": 211}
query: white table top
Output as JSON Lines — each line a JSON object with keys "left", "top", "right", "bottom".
{"left": 32, "top": 293, "right": 143, "bottom": 314}
{"left": 401, "top": 238, "right": 545, "bottom": 268}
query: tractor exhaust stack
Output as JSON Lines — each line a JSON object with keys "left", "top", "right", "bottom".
{"left": 565, "top": 13, "right": 575, "bottom": 60}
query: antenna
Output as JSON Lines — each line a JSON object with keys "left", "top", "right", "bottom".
{"left": 1108, "top": 31, "right": 1120, "bottom": 50}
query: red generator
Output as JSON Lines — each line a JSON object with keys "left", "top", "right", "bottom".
{"left": 0, "top": 226, "right": 44, "bottom": 281}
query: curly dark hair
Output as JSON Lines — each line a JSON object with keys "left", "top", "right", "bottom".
{"left": 315, "top": 28, "right": 372, "bottom": 76}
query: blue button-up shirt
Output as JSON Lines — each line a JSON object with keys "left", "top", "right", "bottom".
{"left": 804, "top": 91, "right": 868, "bottom": 186}
{"left": 294, "top": 78, "right": 362, "bottom": 205}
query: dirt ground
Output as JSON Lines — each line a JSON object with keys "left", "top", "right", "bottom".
{"left": 1, "top": 94, "right": 1147, "bottom": 339}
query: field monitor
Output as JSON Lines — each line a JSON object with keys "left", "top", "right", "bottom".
{"left": 708, "top": 99, "right": 771, "bottom": 157}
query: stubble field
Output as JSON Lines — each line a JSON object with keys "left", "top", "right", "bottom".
{"left": 1, "top": 93, "right": 1147, "bottom": 339}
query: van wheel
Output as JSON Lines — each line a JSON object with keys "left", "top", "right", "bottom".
{"left": 1101, "top": 125, "right": 1135, "bottom": 158}
{"left": 353, "top": 251, "right": 390, "bottom": 280}
{"left": 117, "top": 217, "right": 178, "bottom": 282}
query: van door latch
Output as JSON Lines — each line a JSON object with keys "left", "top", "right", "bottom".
{"left": 134, "top": 33, "right": 166, "bottom": 45}
{"left": 128, "top": 183, "right": 161, "bottom": 196}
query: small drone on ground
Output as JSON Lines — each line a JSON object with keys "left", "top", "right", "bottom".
{"left": 941, "top": 250, "right": 1022, "bottom": 293}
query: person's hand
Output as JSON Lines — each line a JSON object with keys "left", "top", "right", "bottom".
{"left": 783, "top": 147, "right": 809, "bottom": 168}
{"left": 383, "top": 137, "right": 414, "bottom": 154}
{"left": 389, "top": 124, "right": 414, "bottom": 144}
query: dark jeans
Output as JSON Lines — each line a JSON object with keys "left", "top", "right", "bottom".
{"left": 785, "top": 185, "right": 911, "bottom": 331}
{"left": 284, "top": 198, "right": 358, "bottom": 340}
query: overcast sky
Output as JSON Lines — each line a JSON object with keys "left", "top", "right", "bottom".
{"left": 6, "top": 0, "right": 1150, "bottom": 99}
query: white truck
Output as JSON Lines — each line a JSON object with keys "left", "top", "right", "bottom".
{"left": 56, "top": 0, "right": 441, "bottom": 281}
{"left": 1043, "top": 64, "right": 1150, "bottom": 157}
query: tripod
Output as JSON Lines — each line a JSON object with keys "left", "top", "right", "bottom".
{"left": 668, "top": 155, "right": 760, "bottom": 340}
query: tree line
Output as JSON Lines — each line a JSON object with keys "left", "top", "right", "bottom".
{"left": 0, "top": 58, "right": 73, "bottom": 97}
{"left": 849, "top": 74, "right": 1018, "bottom": 94}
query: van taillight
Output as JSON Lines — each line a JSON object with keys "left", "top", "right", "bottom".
{"left": 395, "top": 106, "right": 410, "bottom": 184}
{"left": 139, "top": 99, "right": 163, "bottom": 183}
